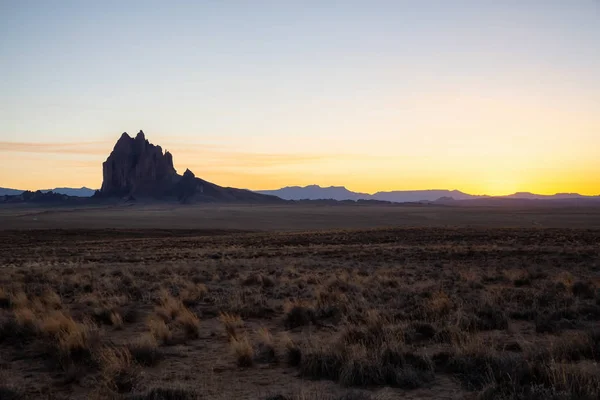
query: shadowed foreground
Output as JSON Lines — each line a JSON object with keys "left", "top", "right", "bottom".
{"left": 1, "top": 227, "right": 599, "bottom": 399}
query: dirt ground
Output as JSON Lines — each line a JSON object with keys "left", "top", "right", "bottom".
{"left": 0, "top": 205, "right": 599, "bottom": 399}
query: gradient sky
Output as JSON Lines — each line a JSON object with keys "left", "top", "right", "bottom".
{"left": 1, "top": 1, "right": 599, "bottom": 195}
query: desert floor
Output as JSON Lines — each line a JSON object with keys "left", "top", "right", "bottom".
{"left": 1, "top": 204, "right": 599, "bottom": 399}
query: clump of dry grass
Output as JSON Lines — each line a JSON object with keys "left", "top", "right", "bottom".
{"left": 255, "top": 327, "right": 277, "bottom": 363}
{"left": 110, "top": 311, "right": 124, "bottom": 329}
{"left": 180, "top": 282, "right": 208, "bottom": 306}
{"left": 423, "top": 290, "right": 453, "bottom": 319}
{"left": 148, "top": 317, "right": 172, "bottom": 345}
{"left": 13, "top": 307, "right": 37, "bottom": 331}
{"left": 9, "top": 291, "right": 28, "bottom": 309}
{"left": 92, "top": 307, "right": 125, "bottom": 328}
{"left": 128, "top": 333, "right": 163, "bottom": 366}
{"left": 39, "top": 311, "right": 100, "bottom": 367}
{"left": 282, "top": 333, "right": 302, "bottom": 366}
{"left": 96, "top": 346, "right": 141, "bottom": 393}
{"left": 298, "top": 326, "right": 434, "bottom": 388}
{"left": 0, "top": 306, "right": 37, "bottom": 341}
{"left": 230, "top": 335, "right": 254, "bottom": 367}
{"left": 40, "top": 289, "right": 62, "bottom": 310}
{"left": 283, "top": 300, "right": 317, "bottom": 329}
{"left": 242, "top": 273, "right": 275, "bottom": 288}
{"left": 459, "top": 304, "right": 509, "bottom": 332}
{"left": 219, "top": 312, "right": 244, "bottom": 340}
{"left": 175, "top": 308, "right": 201, "bottom": 339}
{"left": 155, "top": 289, "right": 184, "bottom": 322}
{"left": 448, "top": 341, "right": 600, "bottom": 399}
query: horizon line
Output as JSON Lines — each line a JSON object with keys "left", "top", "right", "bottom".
{"left": 3, "top": 183, "right": 599, "bottom": 198}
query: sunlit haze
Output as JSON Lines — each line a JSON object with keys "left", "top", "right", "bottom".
{"left": 1, "top": 1, "right": 599, "bottom": 195}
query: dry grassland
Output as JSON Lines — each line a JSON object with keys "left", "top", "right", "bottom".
{"left": 0, "top": 206, "right": 599, "bottom": 399}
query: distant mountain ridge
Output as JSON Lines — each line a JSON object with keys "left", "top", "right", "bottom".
{"left": 256, "top": 185, "right": 599, "bottom": 203}
{"left": 0, "top": 187, "right": 96, "bottom": 197}
{"left": 257, "top": 185, "right": 371, "bottom": 201}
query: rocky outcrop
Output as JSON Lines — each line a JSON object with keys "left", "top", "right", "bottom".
{"left": 100, "top": 131, "right": 178, "bottom": 197}
{"left": 99, "top": 131, "right": 283, "bottom": 203}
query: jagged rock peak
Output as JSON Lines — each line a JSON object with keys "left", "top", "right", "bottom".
{"left": 183, "top": 168, "right": 195, "bottom": 178}
{"left": 100, "top": 131, "right": 178, "bottom": 197}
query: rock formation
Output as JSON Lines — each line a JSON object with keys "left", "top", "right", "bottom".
{"left": 100, "top": 131, "right": 178, "bottom": 197}
{"left": 99, "top": 131, "right": 282, "bottom": 203}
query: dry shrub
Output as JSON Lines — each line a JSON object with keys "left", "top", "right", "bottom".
{"left": 14, "top": 307, "right": 37, "bottom": 331}
{"left": 433, "top": 325, "right": 469, "bottom": 345}
{"left": 9, "top": 291, "right": 28, "bottom": 309}
{"left": 97, "top": 346, "right": 141, "bottom": 393}
{"left": 155, "top": 290, "right": 184, "bottom": 322}
{"left": 219, "top": 312, "right": 244, "bottom": 340}
{"left": 535, "top": 330, "right": 600, "bottom": 362}
{"left": 544, "top": 362, "right": 600, "bottom": 398}
{"left": 231, "top": 335, "right": 254, "bottom": 367}
{"left": 459, "top": 304, "right": 509, "bottom": 332}
{"left": 175, "top": 308, "right": 201, "bottom": 339}
{"left": 110, "top": 311, "right": 124, "bottom": 329}
{"left": 39, "top": 312, "right": 100, "bottom": 367}
{"left": 93, "top": 307, "right": 126, "bottom": 328}
{"left": 404, "top": 321, "right": 437, "bottom": 342}
{"left": 79, "top": 293, "right": 101, "bottom": 308}
{"left": 180, "top": 283, "right": 208, "bottom": 306}
{"left": 1, "top": 307, "right": 37, "bottom": 341}
{"left": 148, "top": 317, "right": 172, "bottom": 345}
{"left": 243, "top": 273, "right": 275, "bottom": 288}
{"left": 283, "top": 300, "right": 317, "bottom": 329}
{"left": 424, "top": 290, "right": 453, "bottom": 319}
{"left": 255, "top": 327, "right": 277, "bottom": 363}
{"left": 128, "top": 333, "right": 162, "bottom": 366}
{"left": 282, "top": 334, "right": 302, "bottom": 366}
{"left": 299, "top": 330, "right": 434, "bottom": 388}
{"left": 40, "top": 290, "right": 62, "bottom": 309}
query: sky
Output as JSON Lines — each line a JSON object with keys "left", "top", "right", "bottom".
{"left": 1, "top": 1, "right": 599, "bottom": 195}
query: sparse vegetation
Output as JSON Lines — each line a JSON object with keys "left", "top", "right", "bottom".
{"left": 1, "top": 225, "right": 599, "bottom": 398}
{"left": 231, "top": 335, "right": 254, "bottom": 367}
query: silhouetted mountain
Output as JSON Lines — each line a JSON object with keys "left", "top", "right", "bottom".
{"left": 257, "top": 185, "right": 370, "bottom": 201}
{"left": 0, "top": 190, "right": 89, "bottom": 204}
{"left": 372, "top": 189, "right": 480, "bottom": 202}
{"left": 256, "top": 186, "right": 479, "bottom": 202}
{"left": 0, "top": 187, "right": 96, "bottom": 197}
{"left": 98, "top": 131, "right": 282, "bottom": 203}
{"left": 43, "top": 187, "right": 96, "bottom": 197}
{"left": 501, "top": 192, "right": 598, "bottom": 200}
{"left": 0, "top": 187, "right": 24, "bottom": 196}
{"left": 254, "top": 185, "right": 599, "bottom": 203}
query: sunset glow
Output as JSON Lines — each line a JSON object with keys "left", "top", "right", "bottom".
{"left": 1, "top": 1, "right": 599, "bottom": 195}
